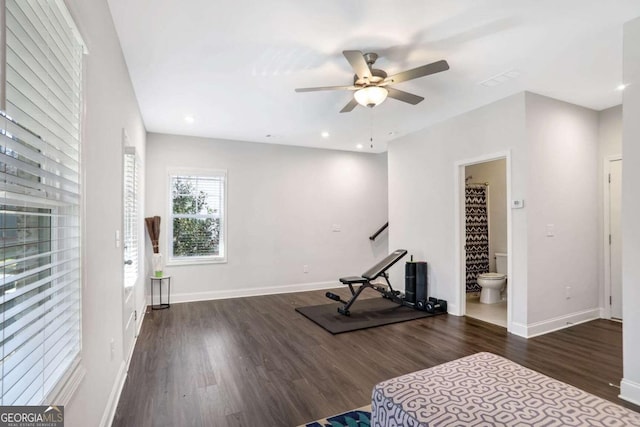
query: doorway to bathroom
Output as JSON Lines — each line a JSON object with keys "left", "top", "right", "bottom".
{"left": 457, "top": 155, "right": 510, "bottom": 328}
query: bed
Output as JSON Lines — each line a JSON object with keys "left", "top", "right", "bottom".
{"left": 372, "top": 352, "right": 640, "bottom": 426}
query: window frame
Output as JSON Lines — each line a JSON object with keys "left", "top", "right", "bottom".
{"left": 166, "top": 168, "right": 227, "bottom": 266}
{"left": 0, "top": 0, "right": 87, "bottom": 406}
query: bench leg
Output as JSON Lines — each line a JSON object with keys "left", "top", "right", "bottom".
{"left": 337, "top": 283, "right": 371, "bottom": 316}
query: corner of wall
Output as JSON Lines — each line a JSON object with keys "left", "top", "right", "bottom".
{"left": 620, "top": 379, "right": 640, "bottom": 407}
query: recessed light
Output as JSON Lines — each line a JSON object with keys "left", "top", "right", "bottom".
{"left": 184, "top": 115, "right": 195, "bottom": 123}
{"left": 617, "top": 84, "right": 628, "bottom": 91}
{"left": 356, "top": 144, "right": 363, "bottom": 149}
{"left": 321, "top": 131, "right": 330, "bottom": 138}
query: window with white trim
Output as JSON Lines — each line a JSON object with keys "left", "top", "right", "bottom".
{"left": 1, "top": 0, "right": 84, "bottom": 405}
{"left": 169, "top": 172, "right": 226, "bottom": 264}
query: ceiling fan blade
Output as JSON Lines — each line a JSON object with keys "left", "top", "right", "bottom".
{"left": 340, "top": 98, "right": 359, "bottom": 113}
{"left": 386, "top": 87, "right": 424, "bottom": 105}
{"left": 384, "top": 60, "right": 449, "bottom": 85}
{"left": 295, "top": 85, "right": 356, "bottom": 92}
{"left": 343, "top": 50, "right": 373, "bottom": 80}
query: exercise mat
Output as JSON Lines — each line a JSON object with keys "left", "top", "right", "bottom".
{"left": 295, "top": 297, "right": 444, "bottom": 334}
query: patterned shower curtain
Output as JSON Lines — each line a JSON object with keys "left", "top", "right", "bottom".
{"left": 465, "top": 185, "right": 489, "bottom": 292}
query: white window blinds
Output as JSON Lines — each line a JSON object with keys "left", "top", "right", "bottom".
{"left": 1, "top": 0, "right": 84, "bottom": 405}
{"left": 169, "top": 173, "right": 226, "bottom": 262}
{"left": 123, "top": 148, "right": 138, "bottom": 288}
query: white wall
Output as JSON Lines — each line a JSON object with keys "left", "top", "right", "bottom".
{"left": 64, "top": 0, "right": 146, "bottom": 426}
{"left": 388, "top": 93, "right": 528, "bottom": 324}
{"left": 621, "top": 16, "right": 640, "bottom": 406}
{"left": 145, "top": 133, "right": 388, "bottom": 301}
{"left": 524, "top": 93, "right": 600, "bottom": 325}
{"left": 388, "top": 91, "right": 603, "bottom": 336}
{"left": 597, "top": 105, "right": 622, "bottom": 312}
{"left": 465, "top": 159, "right": 507, "bottom": 272}
{"left": 599, "top": 106, "right": 623, "bottom": 157}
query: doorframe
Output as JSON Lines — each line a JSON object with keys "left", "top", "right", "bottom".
{"left": 603, "top": 155, "right": 622, "bottom": 320}
{"left": 454, "top": 151, "right": 513, "bottom": 332}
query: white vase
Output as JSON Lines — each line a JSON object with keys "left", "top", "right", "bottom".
{"left": 152, "top": 253, "right": 163, "bottom": 277}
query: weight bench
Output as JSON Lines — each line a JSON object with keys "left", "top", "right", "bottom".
{"left": 326, "top": 249, "right": 408, "bottom": 315}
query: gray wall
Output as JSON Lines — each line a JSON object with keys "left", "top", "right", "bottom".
{"left": 524, "top": 93, "right": 600, "bottom": 324}
{"left": 388, "top": 91, "right": 603, "bottom": 336}
{"left": 65, "top": 0, "right": 147, "bottom": 425}
{"left": 597, "top": 105, "right": 622, "bottom": 311}
{"left": 145, "top": 133, "right": 389, "bottom": 301}
{"left": 388, "top": 92, "right": 528, "bottom": 323}
{"left": 621, "top": 16, "right": 640, "bottom": 406}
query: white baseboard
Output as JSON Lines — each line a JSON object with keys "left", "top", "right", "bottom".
{"left": 620, "top": 378, "right": 640, "bottom": 406}
{"left": 136, "top": 302, "right": 146, "bottom": 335}
{"left": 169, "top": 280, "right": 340, "bottom": 305}
{"left": 509, "top": 321, "right": 528, "bottom": 338}
{"left": 99, "top": 361, "right": 127, "bottom": 427}
{"left": 510, "top": 308, "right": 600, "bottom": 338}
{"left": 446, "top": 303, "right": 460, "bottom": 316}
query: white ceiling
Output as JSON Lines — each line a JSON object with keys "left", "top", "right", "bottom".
{"left": 107, "top": 0, "right": 640, "bottom": 153}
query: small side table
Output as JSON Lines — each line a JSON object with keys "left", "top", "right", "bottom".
{"left": 150, "top": 276, "right": 171, "bottom": 310}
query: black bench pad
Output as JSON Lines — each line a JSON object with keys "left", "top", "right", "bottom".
{"left": 339, "top": 276, "right": 369, "bottom": 284}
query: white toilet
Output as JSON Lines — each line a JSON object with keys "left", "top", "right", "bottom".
{"left": 477, "top": 253, "right": 508, "bottom": 304}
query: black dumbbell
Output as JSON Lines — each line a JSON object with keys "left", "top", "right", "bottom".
{"left": 425, "top": 297, "right": 447, "bottom": 313}
{"left": 416, "top": 299, "right": 427, "bottom": 311}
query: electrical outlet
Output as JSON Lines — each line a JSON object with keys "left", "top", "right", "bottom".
{"left": 565, "top": 286, "right": 571, "bottom": 299}
{"left": 110, "top": 338, "right": 115, "bottom": 361}
{"left": 332, "top": 224, "right": 341, "bottom": 232}
{"left": 303, "top": 265, "right": 309, "bottom": 274}
{"left": 115, "top": 230, "right": 121, "bottom": 248}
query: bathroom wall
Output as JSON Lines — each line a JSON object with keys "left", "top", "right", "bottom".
{"left": 465, "top": 159, "right": 507, "bottom": 272}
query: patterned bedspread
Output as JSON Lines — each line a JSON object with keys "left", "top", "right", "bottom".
{"left": 372, "top": 352, "right": 640, "bottom": 426}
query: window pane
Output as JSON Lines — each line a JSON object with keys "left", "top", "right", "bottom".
{"left": 172, "top": 177, "right": 198, "bottom": 215}
{"left": 172, "top": 217, "right": 220, "bottom": 257}
{"left": 169, "top": 172, "right": 225, "bottom": 261}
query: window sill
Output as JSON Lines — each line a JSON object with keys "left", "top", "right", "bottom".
{"left": 166, "top": 257, "right": 227, "bottom": 267}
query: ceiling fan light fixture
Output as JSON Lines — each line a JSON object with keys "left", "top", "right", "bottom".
{"left": 354, "top": 86, "right": 388, "bottom": 108}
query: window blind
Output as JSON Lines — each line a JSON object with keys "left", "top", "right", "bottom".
{"left": 1, "top": 0, "right": 83, "bottom": 405}
{"left": 170, "top": 174, "right": 225, "bottom": 260}
{"left": 123, "top": 148, "right": 138, "bottom": 288}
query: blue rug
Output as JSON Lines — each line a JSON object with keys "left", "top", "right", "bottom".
{"left": 301, "top": 405, "right": 371, "bottom": 427}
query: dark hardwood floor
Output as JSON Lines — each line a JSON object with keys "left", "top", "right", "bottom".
{"left": 112, "top": 288, "right": 637, "bottom": 427}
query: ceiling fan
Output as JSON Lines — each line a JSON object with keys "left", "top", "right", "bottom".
{"left": 295, "top": 50, "right": 449, "bottom": 113}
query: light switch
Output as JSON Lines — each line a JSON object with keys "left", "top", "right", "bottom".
{"left": 332, "top": 224, "right": 341, "bottom": 232}
{"left": 546, "top": 224, "right": 555, "bottom": 237}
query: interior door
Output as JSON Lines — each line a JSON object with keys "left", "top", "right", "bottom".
{"left": 609, "top": 159, "right": 622, "bottom": 320}
{"left": 123, "top": 147, "right": 139, "bottom": 361}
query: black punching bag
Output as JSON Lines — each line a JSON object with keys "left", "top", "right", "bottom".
{"left": 416, "top": 262, "right": 428, "bottom": 303}
{"left": 405, "top": 262, "right": 417, "bottom": 304}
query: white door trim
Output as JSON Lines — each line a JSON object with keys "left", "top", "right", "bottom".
{"left": 453, "top": 151, "right": 513, "bottom": 332}
{"left": 603, "top": 155, "right": 622, "bottom": 320}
